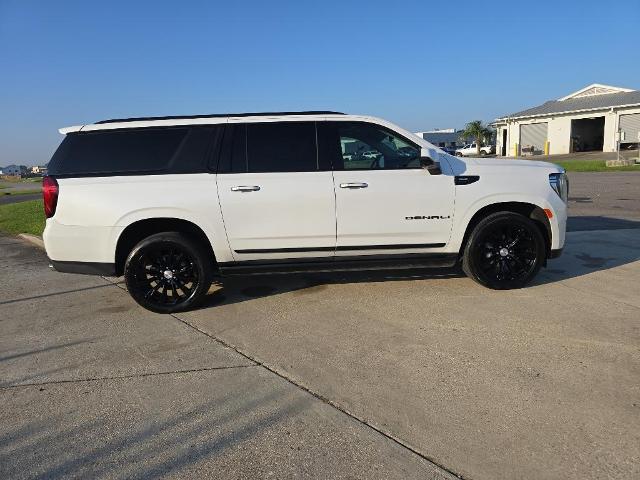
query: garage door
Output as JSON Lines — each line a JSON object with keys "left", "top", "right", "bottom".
{"left": 619, "top": 113, "right": 640, "bottom": 143}
{"left": 520, "top": 123, "right": 548, "bottom": 155}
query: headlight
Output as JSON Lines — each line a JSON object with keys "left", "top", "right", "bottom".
{"left": 549, "top": 172, "right": 569, "bottom": 203}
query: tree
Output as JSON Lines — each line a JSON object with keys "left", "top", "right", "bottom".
{"left": 461, "top": 121, "right": 493, "bottom": 156}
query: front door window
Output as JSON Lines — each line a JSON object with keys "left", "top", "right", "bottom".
{"left": 335, "top": 122, "right": 421, "bottom": 170}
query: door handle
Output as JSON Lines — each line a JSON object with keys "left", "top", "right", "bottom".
{"left": 339, "top": 182, "right": 368, "bottom": 189}
{"left": 231, "top": 185, "right": 261, "bottom": 192}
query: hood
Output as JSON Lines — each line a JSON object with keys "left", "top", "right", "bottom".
{"left": 440, "top": 154, "right": 564, "bottom": 175}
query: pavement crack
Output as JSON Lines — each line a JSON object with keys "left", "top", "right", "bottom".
{"left": 0, "top": 364, "right": 257, "bottom": 390}
{"left": 171, "top": 313, "right": 465, "bottom": 480}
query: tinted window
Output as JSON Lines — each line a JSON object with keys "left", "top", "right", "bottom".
{"left": 224, "top": 122, "right": 318, "bottom": 173}
{"left": 325, "top": 122, "right": 420, "bottom": 170}
{"left": 48, "top": 128, "right": 189, "bottom": 176}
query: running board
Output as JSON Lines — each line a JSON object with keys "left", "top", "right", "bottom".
{"left": 218, "top": 253, "right": 458, "bottom": 276}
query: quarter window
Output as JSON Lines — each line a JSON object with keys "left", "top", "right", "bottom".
{"left": 48, "top": 128, "right": 189, "bottom": 176}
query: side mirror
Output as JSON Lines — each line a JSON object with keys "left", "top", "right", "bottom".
{"left": 420, "top": 156, "right": 442, "bottom": 175}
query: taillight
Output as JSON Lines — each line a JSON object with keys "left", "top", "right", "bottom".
{"left": 42, "top": 176, "right": 59, "bottom": 218}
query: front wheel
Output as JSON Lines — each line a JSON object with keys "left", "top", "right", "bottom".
{"left": 462, "top": 212, "right": 546, "bottom": 289}
{"left": 124, "top": 232, "right": 213, "bottom": 313}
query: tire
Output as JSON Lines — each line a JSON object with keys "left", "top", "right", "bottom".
{"left": 462, "top": 212, "right": 546, "bottom": 289}
{"left": 456, "top": 152, "right": 463, "bottom": 157}
{"left": 124, "top": 232, "right": 214, "bottom": 313}
{"left": 480, "top": 150, "right": 487, "bottom": 156}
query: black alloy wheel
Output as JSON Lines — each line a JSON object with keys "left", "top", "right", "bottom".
{"left": 462, "top": 212, "right": 546, "bottom": 289}
{"left": 124, "top": 232, "right": 213, "bottom": 313}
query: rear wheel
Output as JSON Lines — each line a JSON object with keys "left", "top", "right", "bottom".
{"left": 462, "top": 212, "right": 546, "bottom": 289}
{"left": 124, "top": 232, "right": 213, "bottom": 313}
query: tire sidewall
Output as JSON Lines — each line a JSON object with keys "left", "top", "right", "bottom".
{"left": 124, "top": 232, "right": 212, "bottom": 313}
{"left": 463, "top": 213, "right": 546, "bottom": 289}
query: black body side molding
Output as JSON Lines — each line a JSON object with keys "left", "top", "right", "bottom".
{"left": 234, "top": 243, "right": 445, "bottom": 254}
{"left": 549, "top": 248, "right": 563, "bottom": 259}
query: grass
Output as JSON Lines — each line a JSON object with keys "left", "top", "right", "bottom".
{"left": 0, "top": 200, "right": 45, "bottom": 236}
{"left": 556, "top": 159, "right": 640, "bottom": 172}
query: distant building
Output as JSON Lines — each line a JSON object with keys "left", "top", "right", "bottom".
{"left": 31, "top": 165, "right": 48, "bottom": 175}
{"left": 494, "top": 83, "right": 640, "bottom": 156}
{"left": 2, "top": 164, "right": 28, "bottom": 176}
{"left": 414, "top": 129, "right": 466, "bottom": 148}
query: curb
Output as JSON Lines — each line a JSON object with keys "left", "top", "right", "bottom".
{"left": 18, "top": 233, "right": 45, "bottom": 250}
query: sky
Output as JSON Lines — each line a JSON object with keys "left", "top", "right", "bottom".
{"left": 1, "top": 0, "right": 639, "bottom": 167}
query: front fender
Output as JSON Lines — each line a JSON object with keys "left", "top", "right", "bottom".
{"left": 449, "top": 192, "right": 563, "bottom": 252}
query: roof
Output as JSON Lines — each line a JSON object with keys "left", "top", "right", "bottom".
{"left": 56, "top": 114, "right": 440, "bottom": 152}
{"left": 95, "top": 111, "right": 344, "bottom": 124}
{"left": 558, "top": 83, "right": 634, "bottom": 101}
{"left": 497, "top": 84, "right": 640, "bottom": 121}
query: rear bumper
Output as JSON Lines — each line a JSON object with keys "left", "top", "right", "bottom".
{"left": 43, "top": 219, "right": 122, "bottom": 264}
{"left": 50, "top": 260, "right": 116, "bottom": 276}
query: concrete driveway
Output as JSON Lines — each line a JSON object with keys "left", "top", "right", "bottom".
{"left": 1, "top": 173, "right": 639, "bottom": 479}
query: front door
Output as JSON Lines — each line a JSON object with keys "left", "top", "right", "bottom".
{"left": 319, "top": 121, "right": 455, "bottom": 256}
{"left": 217, "top": 121, "right": 336, "bottom": 261}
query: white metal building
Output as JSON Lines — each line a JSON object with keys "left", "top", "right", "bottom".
{"left": 494, "top": 84, "right": 640, "bottom": 156}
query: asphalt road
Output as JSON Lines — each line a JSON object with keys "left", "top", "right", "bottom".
{"left": 0, "top": 193, "right": 41, "bottom": 205}
{"left": 1, "top": 172, "right": 639, "bottom": 479}
{"left": 567, "top": 172, "right": 640, "bottom": 231}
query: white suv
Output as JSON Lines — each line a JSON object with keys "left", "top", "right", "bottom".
{"left": 43, "top": 111, "right": 568, "bottom": 313}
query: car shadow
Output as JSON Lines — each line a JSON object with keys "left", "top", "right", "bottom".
{"left": 197, "top": 216, "right": 640, "bottom": 309}
{"left": 198, "top": 268, "right": 465, "bottom": 309}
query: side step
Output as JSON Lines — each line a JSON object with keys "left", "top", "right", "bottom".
{"left": 219, "top": 253, "right": 459, "bottom": 276}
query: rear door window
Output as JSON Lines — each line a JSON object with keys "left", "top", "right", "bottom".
{"left": 219, "top": 122, "right": 318, "bottom": 173}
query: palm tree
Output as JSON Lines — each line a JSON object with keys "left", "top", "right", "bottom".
{"left": 461, "top": 121, "right": 493, "bottom": 156}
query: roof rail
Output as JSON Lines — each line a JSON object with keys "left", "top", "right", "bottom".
{"left": 95, "top": 111, "right": 345, "bottom": 124}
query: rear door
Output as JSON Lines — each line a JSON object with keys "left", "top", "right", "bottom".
{"left": 216, "top": 121, "right": 336, "bottom": 261}
{"left": 319, "top": 121, "right": 455, "bottom": 255}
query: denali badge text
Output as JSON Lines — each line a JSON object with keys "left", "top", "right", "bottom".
{"left": 405, "top": 215, "right": 451, "bottom": 220}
